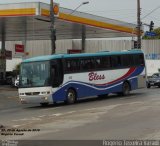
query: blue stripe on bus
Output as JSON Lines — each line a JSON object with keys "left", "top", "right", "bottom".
{"left": 52, "top": 66, "right": 144, "bottom": 102}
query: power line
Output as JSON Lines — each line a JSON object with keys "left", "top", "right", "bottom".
{"left": 142, "top": 5, "right": 160, "bottom": 20}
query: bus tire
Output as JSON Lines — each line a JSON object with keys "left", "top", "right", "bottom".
{"left": 122, "top": 82, "right": 130, "bottom": 96}
{"left": 66, "top": 88, "right": 77, "bottom": 104}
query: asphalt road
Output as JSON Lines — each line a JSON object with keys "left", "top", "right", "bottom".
{"left": 1, "top": 86, "right": 160, "bottom": 143}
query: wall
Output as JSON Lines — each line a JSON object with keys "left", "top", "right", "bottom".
{"left": 146, "top": 60, "right": 160, "bottom": 76}
{"left": 25, "top": 40, "right": 72, "bottom": 57}
{"left": 5, "top": 39, "right": 160, "bottom": 75}
{"left": 6, "top": 58, "right": 22, "bottom": 72}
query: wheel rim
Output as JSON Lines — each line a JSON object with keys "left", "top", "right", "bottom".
{"left": 67, "top": 90, "right": 75, "bottom": 103}
{"left": 124, "top": 83, "right": 130, "bottom": 95}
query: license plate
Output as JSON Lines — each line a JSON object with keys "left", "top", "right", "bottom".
{"left": 150, "top": 83, "right": 154, "bottom": 85}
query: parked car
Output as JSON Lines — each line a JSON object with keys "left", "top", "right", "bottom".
{"left": 6, "top": 76, "right": 13, "bottom": 85}
{"left": 147, "top": 73, "right": 160, "bottom": 88}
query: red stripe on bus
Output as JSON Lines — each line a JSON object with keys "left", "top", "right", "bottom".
{"left": 96, "top": 67, "right": 136, "bottom": 86}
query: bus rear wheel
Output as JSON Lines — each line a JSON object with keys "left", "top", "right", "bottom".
{"left": 66, "top": 88, "right": 77, "bottom": 104}
{"left": 122, "top": 82, "right": 130, "bottom": 96}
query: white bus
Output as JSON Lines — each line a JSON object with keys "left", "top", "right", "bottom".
{"left": 18, "top": 49, "right": 146, "bottom": 106}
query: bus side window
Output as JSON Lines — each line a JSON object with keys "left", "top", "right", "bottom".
{"left": 51, "top": 65, "right": 58, "bottom": 87}
{"left": 65, "top": 59, "right": 80, "bottom": 73}
{"left": 51, "top": 60, "right": 63, "bottom": 87}
{"left": 66, "top": 60, "right": 71, "bottom": 72}
{"left": 95, "top": 57, "right": 111, "bottom": 69}
{"left": 139, "top": 54, "right": 145, "bottom": 66}
{"left": 84, "top": 60, "right": 94, "bottom": 70}
{"left": 133, "top": 54, "right": 144, "bottom": 66}
{"left": 80, "top": 58, "right": 95, "bottom": 71}
{"left": 110, "top": 56, "right": 122, "bottom": 68}
{"left": 122, "top": 55, "right": 133, "bottom": 67}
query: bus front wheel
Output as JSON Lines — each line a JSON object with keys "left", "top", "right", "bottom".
{"left": 122, "top": 82, "right": 130, "bottom": 96}
{"left": 66, "top": 88, "right": 77, "bottom": 104}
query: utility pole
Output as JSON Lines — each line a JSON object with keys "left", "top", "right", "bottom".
{"left": 50, "top": 0, "right": 56, "bottom": 54}
{"left": 137, "top": 0, "right": 141, "bottom": 49}
{"left": 82, "top": 25, "right": 86, "bottom": 53}
{"left": 1, "top": 19, "right": 6, "bottom": 83}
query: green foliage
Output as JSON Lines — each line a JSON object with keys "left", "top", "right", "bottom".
{"left": 154, "top": 27, "right": 160, "bottom": 34}
{"left": 142, "top": 27, "right": 160, "bottom": 40}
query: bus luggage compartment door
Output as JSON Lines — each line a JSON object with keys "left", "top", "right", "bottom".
{"left": 137, "top": 75, "right": 146, "bottom": 88}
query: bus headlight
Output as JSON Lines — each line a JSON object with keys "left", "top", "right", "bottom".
{"left": 20, "top": 98, "right": 27, "bottom": 103}
{"left": 20, "top": 97, "right": 24, "bottom": 101}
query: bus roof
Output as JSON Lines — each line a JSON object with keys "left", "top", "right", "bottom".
{"left": 23, "top": 49, "right": 143, "bottom": 63}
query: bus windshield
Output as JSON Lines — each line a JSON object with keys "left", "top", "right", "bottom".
{"left": 20, "top": 61, "right": 50, "bottom": 88}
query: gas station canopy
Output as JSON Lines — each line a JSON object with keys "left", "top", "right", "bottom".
{"left": 0, "top": 2, "right": 138, "bottom": 41}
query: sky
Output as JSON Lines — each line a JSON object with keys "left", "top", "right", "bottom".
{"left": 0, "top": 0, "right": 160, "bottom": 29}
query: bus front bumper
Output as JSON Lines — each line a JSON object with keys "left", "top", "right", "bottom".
{"left": 19, "top": 94, "right": 53, "bottom": 104}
